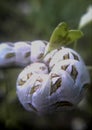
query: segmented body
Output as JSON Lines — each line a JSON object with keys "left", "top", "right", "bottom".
{"left": 0, "top": 40, "right": 47, "bottom": 67}
{"left": 0, "top": 40, "right": 90, "bottom": 114}
{"left": 5, "top": 40, "right": 89, "bottom": 115}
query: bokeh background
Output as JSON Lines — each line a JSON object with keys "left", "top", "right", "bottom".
{"left": 0, "top": 0, "right": 92, "bottom": 129}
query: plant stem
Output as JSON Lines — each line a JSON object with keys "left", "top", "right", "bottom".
{"left": 73, "top": 41, "right": 77, "bottom": 50}
{"left": 87, "top": 66, "right": 92, "bottom": 71}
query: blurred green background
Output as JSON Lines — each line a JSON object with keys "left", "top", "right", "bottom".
{"left": 0, "top": 0, "right": 92, "bottom": 129}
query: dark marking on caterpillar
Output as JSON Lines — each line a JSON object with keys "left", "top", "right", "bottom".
{"left": 37, "top": 53, "right": 44, "bottom": 59}
{"left": 50, "top": 77, "right": 62, "bottom": 95}
{"left": 71, "top": 52, "right": 79, "bottom": 61}
{"left": 5, "top": 52, "right": 15, "bottom": 59}
{"left": 27, "top": 72, "right": 33, "bottom": 79}
{"left": 71, "top": 65, "right": 78, "bottom": 80}
{"left": 18, "top": 79, "right": 26, "bottom": 86}
{"left": 61, "top": 65, "right": 69, "bottom": 70}
{"left": 51, "top": 101, "right": 73, "bottom": 108}
{"left": 63, "top": 53, "right": 69, "bottom": 60}
{"left": 51, "top": 73, "right": 60, "bottom": 78}
{"left": 43, "top": 40, "right": 48, "bottom": 45}
{"left": 46, "top": 57, "right": 52, "bottom": 64}
{"left": 25, "top": 52, "right": 31, "bottom": 58}
{"left": 30, "top": 85, "right": 40, "bottom": 94}
{"left": 28, "top": 103, "right": 37, "bottom": 112}
{"left": 36, "top": 77, "right": 43, "bottom": 82}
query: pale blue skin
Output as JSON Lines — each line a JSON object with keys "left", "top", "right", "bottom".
{"left": 0, "top": 40, "right": 90, "bottom": 114}
{"left": 0, "top": 43, "right": 15, "bottom": 66}
{"left": 10, "top": 41, "right": 90, "bottom": 114}
{"left": 0, "top": 40, "right": 46, "bottom": 67}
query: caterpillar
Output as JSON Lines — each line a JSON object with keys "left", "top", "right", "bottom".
{"left": 0, "top": 40, "right": 47, "bottom": 67}
{"left": 5, "top": 40, "right": 89, "bottom": 115}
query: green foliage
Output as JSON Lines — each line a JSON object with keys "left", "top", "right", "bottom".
{"left": 46, "top": 22, "right": 83, "bottom": 53}
{"left": 0, "top": 0, "right": 92, "bottom": 41}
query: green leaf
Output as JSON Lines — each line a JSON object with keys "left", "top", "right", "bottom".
{"left": 45, "top": 22, "right": 69, "bottom": 54}
{"left": 45, "top": 22, "right": 83, "bottom": 55}
{"left": 44, "top": 22, "right": 83, "bottom": 54}
{"left": 66, "top": 30, "right": 83, "bottom": 44}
